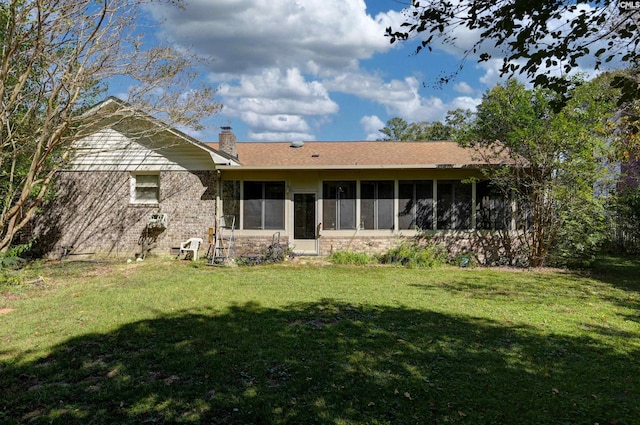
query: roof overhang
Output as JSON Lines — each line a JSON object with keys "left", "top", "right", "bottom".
{"left": 216, "top": 163, "right": 488, "bottom": 171}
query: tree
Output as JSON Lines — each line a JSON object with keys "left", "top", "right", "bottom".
{"left": 378, "top": 117, "right": 457, "bottom": 141}
{"left": 0, "top": 0, "right": 220, "bottom": 253}
{"left": 379, "top": 117, "right": 414, "bottom": 140}
{"left": 386, "top": 1, "right": 640, "bottom": 104}
{"left": 458, "top": 77, "right": 618, "bottom": 267}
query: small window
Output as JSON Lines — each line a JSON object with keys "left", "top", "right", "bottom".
{"left": 132, "top": 173, "right": 159, "bottom": 204}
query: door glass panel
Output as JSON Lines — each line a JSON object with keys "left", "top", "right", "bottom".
{"left": 294, "top": 193, "right": 316, "bottom": 240}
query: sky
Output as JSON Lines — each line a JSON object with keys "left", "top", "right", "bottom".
{"left": 131, "top": 0, "right": 609, "bottom": 143}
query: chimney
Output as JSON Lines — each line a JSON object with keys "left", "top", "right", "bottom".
{"left": 219, "top": 126, "right": 237, "bottom": 158}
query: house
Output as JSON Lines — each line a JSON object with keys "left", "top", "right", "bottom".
{"left": 209, "top": 136, "right": 510, "bottom": 257}
{"left": 34, "top": 97, "right": 238, "bottom": 259}
{"left": 36, "top": 98, "right": 510, "bottom": 259}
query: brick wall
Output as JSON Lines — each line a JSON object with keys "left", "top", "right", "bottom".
{"left": 232, "top": 235, "right": 290, "bottom": 257}
{"left": 317, "top": 236, "right": 401, "bottom": 256}
{"left": 35, "top": 170, "right": 217, "bottom": 258}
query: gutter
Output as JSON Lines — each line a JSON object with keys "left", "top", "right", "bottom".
{"left": 215, "top": 163, "right": 486, "bottom": 171}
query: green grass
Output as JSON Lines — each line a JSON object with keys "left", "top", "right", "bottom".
{"left": 1, "top": 258, "right": 639, "bottom": 424}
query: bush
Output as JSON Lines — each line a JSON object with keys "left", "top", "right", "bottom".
{"left": 377, "top": 241, "right": 447, "bottom": 268}
{"left": 328, "top": 251, "right": 375, "bottom": 265}
{"left": 451, "top": 251, "right": 479, "bottom": 268}
{"left": 0, "top": 250, "right": 27, "bottom": 287}
{"left": 237, "top": 242, "right": 294, "bottom": 266}
{"left": 0, "top": 269, "right": 22, "bottom": 287}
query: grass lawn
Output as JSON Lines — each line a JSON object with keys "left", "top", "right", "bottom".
{"left": 1, "top": 257, "right": 639, "bottom": 424}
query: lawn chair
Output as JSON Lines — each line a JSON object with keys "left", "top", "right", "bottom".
{"left": 179, "top": 237, "right": 203, "bottom": 261}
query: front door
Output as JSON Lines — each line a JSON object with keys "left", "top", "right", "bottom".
{"left": 293, "top": 193, "right": 318, "bottom": 254}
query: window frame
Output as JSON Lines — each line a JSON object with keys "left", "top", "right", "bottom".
{"left": 131, "top": 172, "right": 160, "bottom": 204}
{"left": 476, "top": 180, "right": 512, "bottom": 230}
{"left": 436, "top": 180, "right": 472, "bottom": 230}
{"left": 243, "top": 181, "right": 285, "bottom": 230}
{"left": 398, "top": 180, "right": 434, "bottom": 231}
{"left": 222, "top": 180, "right": 241, "bottom": 223}
{"left": 360, "top": 180, "right": 394, "bottom": 230}
{"left": 322, "top": 181, "right": 357, "bottom": 230}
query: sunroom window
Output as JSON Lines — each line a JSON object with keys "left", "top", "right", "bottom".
{"left": 243, "top": 181, "right": 285, "bottom": 230}
{"left": 476, "top": 180, "right": 511, "bottom": 230}
{"left": 361, "top": 181, "right": 394, "bottom": 230}
{"left": 222, "top": 180, "right": 240, "bottom": 221}
{"left": 437, "top": 180, "right": 472, "bottom": 230}
{"left": 322, "top": 181, "right": 356, "bottom": 230}
{"left": 399, "top": 180, "right": 434, "bottom": 230}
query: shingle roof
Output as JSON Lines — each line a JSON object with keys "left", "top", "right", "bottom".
{"left": 206, "top": 141, "right": 488, "bottom": 169}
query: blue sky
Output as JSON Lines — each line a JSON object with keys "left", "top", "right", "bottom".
{"left": 126, "top": 0, "right": 607, "bottom": 143}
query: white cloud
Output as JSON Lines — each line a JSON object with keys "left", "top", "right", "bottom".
{"left": 360, "top": 115, "right": 385, "bottom": 140}
{"left": 248, "top": 131, "right": 316, "bottom": 142}
{"left": 327, "top": 72, "right": 481, "bottom": 122}
{"left": 145, "top": 0, "right": 488, "bottom": 140}
{"left": 453, "top": 82, "right": 475, "bottom": 95}
{"left": 215, "top": 68, "right": 339, "bottom": 138}
{"left": 137, "top": 0, "right": 625, "bottom": 141}
{"left": 148, "top": 0, "right": 391, "bottom": 74}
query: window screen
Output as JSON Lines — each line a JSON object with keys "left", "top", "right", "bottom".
{"left": 361, "top": 181, "right": 394, "bottom": 230}
{"left": 476, "top": 180, "right": 511, "bottom": 230}
{"left": 322, "top": 181, "right": 356, "bottom": 230}
{"left": 437, "top": 180, "right": 471, "bottom": 230}
{"left": 398, "top": 180, "right": 433, "bottom": 230}
{"left": 243, "top": 181, "right": 285, "bottom": 230}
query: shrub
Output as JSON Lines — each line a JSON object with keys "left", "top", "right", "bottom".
{"left": 0, "top": 249, "right": 28, "bottom": 287}
{"left": 377, "top": 241, "right": 447, "bottom": 268}
{"left": 328, "top": 251, "right": 374, "bottom": 265}
{"left": 451, "top": 251, "right": 479, "bottom": 268}
{"left": 237, "top": 242, "right": 294, "bottom": 266}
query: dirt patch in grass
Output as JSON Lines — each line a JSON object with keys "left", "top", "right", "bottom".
{"left": 0, "top": 308, "right": 15, "bottom": 315}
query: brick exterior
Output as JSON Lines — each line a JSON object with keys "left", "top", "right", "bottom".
{"left": 315, "top": 232, "right": 523, "bottom": 265}
{"left": 33, "top": 171, "right": 520, "bottom": 264}
{"left": 232, "top": 235, "right": 290, "bottom": 257}
{"left": 35, "top": 170, "right": 217, "bottom": 258}
{"left": 317, "top": 236, "right": 400, "bottom": 256}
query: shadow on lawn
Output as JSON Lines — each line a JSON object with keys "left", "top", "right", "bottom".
{"left": 1, "top": 300, "right": 638, "bottom": 424}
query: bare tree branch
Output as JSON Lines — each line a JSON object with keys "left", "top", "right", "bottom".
{"left": 0, "top": 0, "right": 221, "bottom": 252}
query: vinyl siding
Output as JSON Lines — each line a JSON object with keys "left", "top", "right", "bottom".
{"left": 70, "top": 128, "right": 218, "bottom": 171}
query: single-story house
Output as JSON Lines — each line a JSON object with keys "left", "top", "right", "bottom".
{"left": 36, "top": 98, "right": 511, "bottom": 260}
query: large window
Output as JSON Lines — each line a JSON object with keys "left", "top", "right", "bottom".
{"left": 437, "top": 180, "right": 472, "bottom": 230}
{"left": 322, "top": 181, "right": 356, "bottom": 230}
{"left": 476, "top": 180, "right": 511, "bottom": 230}
{"left": 361, "top": 181, "right": 394, "bottom": 230}
{"left": 399, "top": 180, "right": 433, "bottom": 230}
{"left": 243, "top": 181, "right": 285, "bottom": 230}
{"left": 131, "top": 173, "right": 159, "bottom": 204}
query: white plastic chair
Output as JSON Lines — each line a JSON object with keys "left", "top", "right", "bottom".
{"left": 180, "top": 237, "right": 203, "bottom": 261}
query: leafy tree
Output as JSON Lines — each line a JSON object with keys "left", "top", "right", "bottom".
{"left": 411, "top": 120, "right": 452, "bottom": 140}
{"left": 458, "top": 77, "right": 618, "bottom": 267}
{"left": 379, "top": 117, "right": 457, "bottom": 141}
{"left": 379, "top": 117, "right": 414, "bottom": 140}
{"left": 0, "top": 0, "right": 220, "bottom": 253}
{"left": 386, "top": 1, "right": 640, "bottom": 104}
